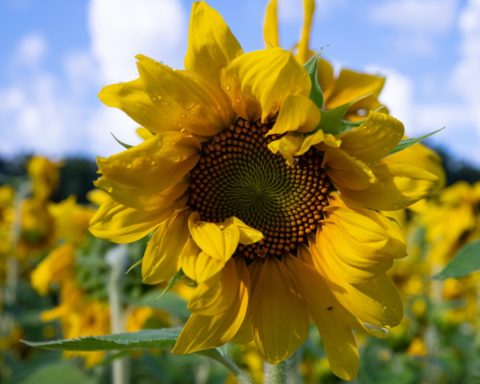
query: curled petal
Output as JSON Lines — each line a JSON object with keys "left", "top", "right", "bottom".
{"left": 222, "top": 48, "right": 310, "bottom": 122}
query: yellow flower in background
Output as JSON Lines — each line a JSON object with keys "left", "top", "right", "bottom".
{"left": 27, "top": 156, "right": 60, "bottom": 202}
{"left": 89, "top": 1, "right": 442, "bottom": 380}
{"left": 31, "top": 197, "right": 170, "bottom": 366}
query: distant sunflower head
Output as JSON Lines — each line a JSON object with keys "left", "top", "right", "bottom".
{"left": 90, "top": 0, "right": 444, "bottom": 380}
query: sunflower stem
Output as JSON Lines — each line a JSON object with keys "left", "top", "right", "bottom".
{"left": 264, "top": 355, "right": 297, "bottom": 384}
{"left": 107, "top": 245, "right": 130, "bottom": 384}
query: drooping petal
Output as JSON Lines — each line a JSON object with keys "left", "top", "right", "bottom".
{"left": 264, "top": 0, "right": 279, "bottom": 48}
{"left": 267, "top": 95, "right": 320, "bottom": 135}
{"left": 96, "top": 132, "right": 200, "bottom": 196}
{"left": 339, "top": 112, "right": 404, "bottom": 162}
{"left": 251, "top": 258, "right": 309, "bottom": 364}
{"left": 222, "top": 48, "right": 311, "bottom": 122}
{"left": 188, "top": 258, "right": 239, "bottom": 316}
{"left": 185, "top": 2, "right": 243, "bottom": 87}
{"left": 141, "top": 210, "right": 190, "bottom": 284}
{"left": 188, "top": 212, "right": 240, "bottom": 261}
{"left": 31, "top": 244, "right": 74, "bottom": 295}
{"left": 89, "top": 195, "right": 185, "bottom": 244}
{"left": 286, "top": 255, "right": 360, "bottom": 381}
{"left": 224, "top": 217, "right": 264, "bottom": 245}
{"left": 136, "top": 54, "right": 232, "bottom": 136}
{"left": 173, "top": 259, "right": 250, "bottom": 353}
{"left": 318, "top": 58, "right": 334, "bottom": 99}
{"left": 179, "top": 239, "right": 225, "bottom": 283}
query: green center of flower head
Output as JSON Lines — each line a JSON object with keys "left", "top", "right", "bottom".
{"left": 188, "top": 117, "right": 332, "bottom": 259}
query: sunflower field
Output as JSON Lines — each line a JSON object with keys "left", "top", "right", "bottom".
{"left": 1, "top": 1, "right": 480, "bottom": 383}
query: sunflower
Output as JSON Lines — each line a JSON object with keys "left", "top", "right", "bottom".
{"left": 90, "top": 1, "right": 442, "bottom": 379}
{"left": 32, "top": 195, "right": 170, "bottom": 367}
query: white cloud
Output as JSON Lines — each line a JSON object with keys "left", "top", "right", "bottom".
{"left": 15, "top": 32, "right": 47, "bottom": 67}
{"left": 370, "top": 0, "right": 458, "bottom": 34}
{"left": 0, "top": 0, "right": 188, "bottom": 159}
{"left": 88, "top": 0, "right": 187, "bottom": 83}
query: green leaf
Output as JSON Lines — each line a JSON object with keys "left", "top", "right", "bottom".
{"left": 23, "top": 329, "right": 253, "bottom": 383}
{"left": 304, "top": 55, "right": 323, "bottom": 109}
{"left": 111, "top": 133, "right": 133, "bottom": 149}
{"left": 433, "top": 240, "right": 480, "bottom": 280}
{"left": 23, "top": 328, "right": 181, "bottom": 351}
{"left": 389, "top": 128, "right": 444, "bottom": 155}
{"left": 317, "top": 103, "right": 351, "bottom": 134}
{"left": 125, "top": 258, "right": 142, "bottom": 274}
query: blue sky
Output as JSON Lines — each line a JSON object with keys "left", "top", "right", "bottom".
{"left": 1, "top": 0, "right": 479, "bottom": 166}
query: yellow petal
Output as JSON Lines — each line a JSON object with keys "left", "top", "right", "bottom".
{"left": 225, "top": 217, "right": 263, "bottom": 245}
{"left": 341, "top": 159, "right": 442, "bottom": 211}
{"left": 173, "top": 259, "right": 250, "bottom": 353}
{"left": 188, "top": 259, "right": 239, "bottom": 316}
{"left": 95, "top": 178, "right": 188, "bottom": 212}
{"left": 267, "top": 95, "right": 320, "bottom": 135}
{"left": 136, "top": 127, "right": 153, "bottom": 140}
{"left": 188, "top": 212, "right": 240, "bottom": 261}
{"left": 98, "top": 79, "right": 166, "bottom": 134}
{"left": 89, "top": 195, "right": 185, "bottom": 243}
{"left": 339, "top": 112, "right": 404, "bottom": 162}
{"left": 179, "top": 239, "right": 225, "bottom": 283}
{"left": 185, "top": 2, "right": 243, "bottom": 87}
{"left": 316, "top": 197, "right": 405, "bottom": 284}
{"left": 222, "top": 48, "right": 310, "bottom": 122}
{"left": 323, "top": 149, "right": 377, "bottom": 190}
{"left": 286, "top": 255, "right": 360, "bottom": 381}
{"left": 251, "top": 258, "right": 309, "bottom": 364}
{"left": 311, "top": 244, "right": 403, "bottom": 327}
{"left": 325, "top": 68, "right": 385, "bottom": 109}
{"left": 141, "top": 210, "right": 189, "bottom": 284}
{"left": 136, "top": 54, "right": 231, "bottom": 136}
{"left": 264, "top": 0, "right": 279, "bottom": 48}
{"left": 97, "top": 131, "right": 200, "bottom": 196}
{"left": 31, "top": 244, "right": 74, "bottom": 295}
{"left": 296, "top": 0, "right": 315, "bottom": 64}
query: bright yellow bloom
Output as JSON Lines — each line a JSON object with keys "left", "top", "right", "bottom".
{"left": 27, "top": 156, "right": 60, "bottom": 202}
{"left": 90, "top": 1, "right": 442, "bottom": 380}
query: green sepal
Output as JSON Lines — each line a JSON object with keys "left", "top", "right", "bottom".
{"left": 111, "top": 133, "right": 133, "bottom": 149}
{"left": 125, "top": 258, "right": 142, "bottom": 274}
{"left": 317, "top": 103, "right": 354, "bottom": 135}
{"left": 304, "top": 55, "right": 324, "bottom": 109}
{"left": 433, "top": 240, "right": 480, "bottom": 280}
{"left": 389, "top": 128, "right": 444, "bottom": 155}
{"left": 159, "top": 269, "right": 194, "bottom": 298}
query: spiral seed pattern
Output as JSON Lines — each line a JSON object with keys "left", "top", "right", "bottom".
{"left": 188, "top": 117, "right": 331, "bottom": 259}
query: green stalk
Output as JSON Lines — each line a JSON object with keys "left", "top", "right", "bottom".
{"left": 107, "top": 245, "right": 130, "bottom": 384}
{"left": 264, "top": 355, "right": 297, "bottom": 384}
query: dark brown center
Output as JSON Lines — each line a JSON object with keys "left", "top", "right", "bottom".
{"left": 188, "top": 117, "right": 331, "bottom": 259}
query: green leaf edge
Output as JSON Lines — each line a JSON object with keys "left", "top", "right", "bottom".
{"left": 388, "top": 127, "right": 444, "bottom": 156}
{"left": 111, "top": 133, "right": 133, "bottom": 149}
{"left": 433, "top": 240, "right": 480, "bottom": 280}
{"left": 304, "top": 55, "right": 324, "bottom": 109}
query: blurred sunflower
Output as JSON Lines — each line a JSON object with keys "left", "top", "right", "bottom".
{"left": 90, "top": 1, "right": 443, "bottom": 379}
{"left": 32, "top": 194, "right": 170, "bottom": 366}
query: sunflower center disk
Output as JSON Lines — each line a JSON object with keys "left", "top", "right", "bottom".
{"left": 188, "top": 118, "right": 331, "bottom": 259}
